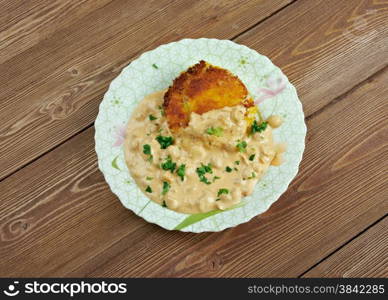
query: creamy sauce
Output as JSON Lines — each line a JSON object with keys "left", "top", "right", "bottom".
{"left": 124, "top": 90, "right": 285, "bottom": 214}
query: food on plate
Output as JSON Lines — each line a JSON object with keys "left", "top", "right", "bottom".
{"left": 164, "top": 60, "right": 254, "bottom": 131}
{"left": 124, "top": 61, "right": 285, "bottom": 214}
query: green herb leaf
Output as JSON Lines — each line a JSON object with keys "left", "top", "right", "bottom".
{"left": 249, "top": 154, "right": 256, "bottom": 161}
{"left": 156, "top": 135, "right": 174, "bottom": 149}
{"left": 161, "top": 156, "right": 176, "bottom": 173}
{"left": 196, "top": 163, "right": 213, "bottom": 184}
{"left": 149, "top": 114, "right": 157, "bottom": 121}
{"left": 248, "top": 172, "right": 256, "bottom": 179}
{"left": 162, "top": 200, "right": 167, "bottom": 207}
{"left": 162, "top": 181, "right": 170, "bottom": 195}
{"left": 176, "top": 164, "right": 186, "bottom": 181}
{"left": 143, "top": 144, "right": 151, "bottom": 155}
{"left": 217, "top": 188, "right": 229, "bottom": 197}
{"left": 225, "top": 166, "right": 232, "bottom": 173}
{"left": 157, "top": 105, "right": 165, "bottom": 117}
{"left": 205, "top": 126, "right": 224, "bottom": 137}
{"left": 152, "top": 63, "right": 159, "bottom": 69}
{"left": 234, "top": 160, "right": 240, "bottom": 165}
{"left": 145, "top": 186, "right": 152, "bottom": 193}
{"left": 251, "top": 120, "right": 268, "bottom": 134}
{"left": 236, "top": 140, "right": 247, "bottom": 152}
{"left": 213, "top": 176, "right": 221, "bottom": 182}
{"left": 146, "top": 176, "right": 153, "bottom": 181}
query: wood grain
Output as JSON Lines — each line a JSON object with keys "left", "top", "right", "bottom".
{"left": 0, "top": 0, "right": 293, "bottom": 181}
{"left": 0, "top": 64, "right": 386, "bottom": 277}
{"left": 0, "top": 0, "right": 115, "bottom": 64}
{"left": 303, "top": 217, "right": 388, "bottom": 278}
{"left": 236, "top": 0, "right": 388, "bottom": 116}
{"left": 2, "top": 0, "right": 388, "bottom": 183}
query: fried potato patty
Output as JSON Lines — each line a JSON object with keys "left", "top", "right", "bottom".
{"left": 163, "top": 60, "right": 253, "bottom": 131}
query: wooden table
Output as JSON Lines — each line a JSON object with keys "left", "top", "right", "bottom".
{"left": 1, "top": 0, "right": 387, "bottom": 278}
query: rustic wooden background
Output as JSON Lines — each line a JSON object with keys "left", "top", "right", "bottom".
{"left": 0, "top": 0, "right": 387, "bottom": 277}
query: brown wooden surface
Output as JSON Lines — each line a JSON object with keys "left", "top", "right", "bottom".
{"left": 0, "top": 0, "right": 387, "bottom": 277}
{"left": 303, "top": 217, "right": 388, "bottom": 278}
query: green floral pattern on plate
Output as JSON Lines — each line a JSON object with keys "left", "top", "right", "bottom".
{"left": 94, "top": 38, "right": 306, "bottom": 232}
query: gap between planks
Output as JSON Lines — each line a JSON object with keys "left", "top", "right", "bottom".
{"left": 298, "top": 214, "right": 388, "bottom": 277}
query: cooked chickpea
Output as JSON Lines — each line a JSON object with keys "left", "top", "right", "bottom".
{"left": 200, "top": 196, "right": 214, "bottom": 212}
{"left": 267, "top": 115, "right": 283, "bottom": 128}
{"left": 168, "top": 199, "right": 179, "bottom": 210}
{"left": 168, "top": 146, "right": 180, "bottom": 159}
{"left": 216, "top": 201, "right": 228, "bottom": 210}
{"left": 231, "top": 189, "right": 241, "bottom": 202}
{"left": 191, "top": 146, "right": 205, "bottom": 159}
{"left": 130, "top": 139, "right": 139, "bottom": 150}
{"left": 231, "top": 109, "right": 243, "bottom": 123}
{"left": 211, "top": 156, "right": 223, "bottom": 168}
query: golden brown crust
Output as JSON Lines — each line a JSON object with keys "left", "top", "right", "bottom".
{"left": 163, "top": 60, "right": 253, "bottom": 131}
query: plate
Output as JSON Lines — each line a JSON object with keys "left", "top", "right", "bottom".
{"left": 95, "top": 38, "right": 306, "bottom": 232}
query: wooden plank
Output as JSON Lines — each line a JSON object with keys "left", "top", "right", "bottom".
{"left": 0, "top": 0, "right": 115, "bottom": 64}
{"left": 0, "top": 0, "right": 293, "bottom": 180}
{"left": 2, "top": 0, "right": 388, "bottom": 183}
{"left": 0, "top": 66, "right": 386, "bottom": 277}
{"left": 303, "top": 217, "right": 388, "bottom": 278}
{"left": 236, "top": 0, "right": 388, "bottom": 116}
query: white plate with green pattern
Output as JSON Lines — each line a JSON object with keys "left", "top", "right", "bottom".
{"left": 95, "top": 38, "right": 306, "bottom": 232}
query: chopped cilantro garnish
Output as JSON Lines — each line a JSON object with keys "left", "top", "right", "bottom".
{"left": 234, "top": 160, "right": 240, "bottom": 165}
{"left": 156, "top": 135, "right": 174, "bottom": 149}
{"left": 225, "top": 166, "right": 233, "bottom": 173}
{"left": 152, "top": 63, "right": 159, "bottom": 69}
{"left": 200, "top": 177, "right": 211, "bottom": 184}
{"left": 236, "top": 140, "right": 247, "bottom": 152}
{"left": 251, "top": 120, "right": 268, "bottom": 134}
{"left": 205, "top": 126, "right": 224, "bottom": 137}
{"left": 143, "top": 144, "right": 153, "bottom": 162}
{"left": 213, "top": 176, "right": 221, "bottom": 182}
{"left": 145, "top": 186, "right": 152, "bottom": 193}
{"left": 162, "top": 181, "right": 170, "bottom": 195}
{"left": 157, "top": 105, "right": 165, "bottom": 116}
{"left": 196, "top": 163, "right": 213, "bottom": 184}
{"left": 249, "top": 154, "right": 256, "bottom": 161}
{"left": 217, "top": 188, "right": 229, "bottom": 197}
{"left": 196, "top": 163, "right": 212, "bottom": 175}
{"left": 149, "top": 114, "right": 157, "bottom": 121}
{"left": 146, "top": 176, "right": 153, "bottom": 180}
{"left": 176, "top": 164, "right": 186, "bottom": 181}
{"left": 204, "top": 164, "right": 212, "bottom": 173}
{"left": 162, "top": 200, "right": 167, "bottom": 207}
{"left": 248, "top": 172, "right": 256, "bottom": 179}
{"left": 161, "top": 156, "right": 176, "bottom": 173}
{"left": 143, "top": 144, "right": 151, "bottom": 155}
{"left": 234, "top": 167, "right": 238, "bottom": 171}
